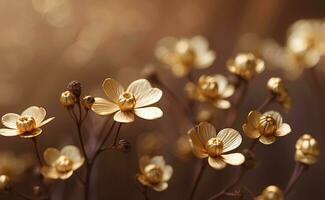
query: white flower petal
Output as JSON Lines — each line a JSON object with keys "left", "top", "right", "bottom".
{"left": 1, "top": 113, "right": 20, "bottom": 129}
{"left": 134, "top": 107, "right": 163, "bottom": 120}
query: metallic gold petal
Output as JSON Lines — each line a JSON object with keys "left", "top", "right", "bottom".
{"left": 221, "top": 153, "right": 245, "bottom": 166}
{"left": 152, "top": 182, "right": 168, "bottom": 192}
{"left": 134, "top": 107, "right": 163, "bottom": 120}
{"left": 139, "top": 156, "right": 150, "bottom": 173}
{"left": 102, "top": 78, "right": 124, "bottom": 103}
{"left": 263, "top": 111, "right": 283, "bottom": 127}
{"left": 19, "top": 128, "right": 42, "bottom": 138}
{"left": 113, "top": 111, "right": 135, "bottom": 123}
{"left": 162, "top": 166, "right": 173, "bottom": 182}
{"left": 137, "top": 174, "right": 149, "bottom": 186}
{"left": 0, "top": 128, "right": 20, "bottom": 136}
{"left": 41, "top": 166, "right": 59, "bottom": 179}
{"left": 38, "top": 117, "right": 55, "bottom": 127}
{"left": 259, "top": 136, "right": 276, "bottom": 145}
{"left": 58, "top": 170, "right": 74, "bottom": 180}
{"left": 135, "top": 88, "right": 163, "bottom": 108}
{"left": 61, "top": 145, "right": 84, "bottom": 170}
{"left": 208, "top": 156, "right": 227, "bottom": 170}
{"left": 21, "top": 106, "right": 46, "bottom": 126}
{"left": 213, "top": 99, "right": 231, "bottom": 109}
{"left": 197, "top": 122, "right": 217, "bottom": 145}
{"left": 242, "top": 124, "right": 260, "bottom": 139}
{"left": 188, "top": 127, "right": 208, "bottom": 158}
{"left": 221, "top": 85, "right": 235, "bottom": 98}
{"left": 126, "top": 79, "right": 152, "bottom": 100}
{"left": 213, "top": 75, "right": 227, "bottom": 92}
{"left": 1, "top": 113, "right": 20, "bottom": 129}
{"left": 217, "top": 128, "right": 242, "bottom": 153}
{"left": 276, "top": 123, "right": 291, "bottom": 137}
{"left": 247, "top": 111, "right": 262, "bottom": 128}
{"left": 255, "top": 59, "right": 265, "bottom": 73}
{"left": 44, "top": 148, "right": 61, "bottom": 166}
{"left": 91, "top": 98, "right": 119, "bottom": 115}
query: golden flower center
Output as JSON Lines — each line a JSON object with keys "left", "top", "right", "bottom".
{"left": 258, "top": 115, "right": 277, "bottom": 136}
{"left": 175, "top": 40, "right": 195, "bottom": 66}
{"left": 16, "top": 116, "right": 36, "bottom": 133}
{"left": 199, "top": 77, "right": 219, "bottom": 98}
{"left": 206, "top": 138, "right": 224, "bottom": 157}
{"left": 145, "top": 166, "right": 163, "bottom": 184}
{"left": 117, "top": 92, "right": 136, "bottom": 112}
{"left": 54, "top": 156, "right": 73, "bottom": 173}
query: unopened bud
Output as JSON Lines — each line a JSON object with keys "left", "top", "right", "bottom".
{"left": 117, "top": 139, "right": 131, "bottom": 153}
{"left": 67, "top": 80, "right": 82, "bottom": 98}
{"left": 60, "top": 91, "right": 76, "bottom": 107}
{"left": 82, "top": 96, "right": 95, "bottom": 110}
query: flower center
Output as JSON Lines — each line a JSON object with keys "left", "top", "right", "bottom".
{"left": 117, "top": 92, "right": 136, "bottom": 112}
{"left": 198, "top": 76, "right": 219, "bottom": 98}
{"left": 16, "top": 116, "right": 36, "bottom": 133}
{"left": 55, "top": 156, "right": 73, "bottom": 173}
{"left": 145, "top": 166, "right": 163, "bottom": 184}
{"left": 258, "top": 115, "right": 277, "bottom": 136}
{"left": 206, "top": 138, "right": 224, "bottom": 157}
{"left": 175, "top": 40, "right": 195, "bottom": 66}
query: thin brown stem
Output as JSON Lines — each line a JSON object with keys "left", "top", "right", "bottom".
{"left": 284, "top": 163, "right": 307, "bottom": 196}
{"left": 10, "top": 189, "right": 34, "bottom": 200}
{"left": 188, "top": 160, "right": 207, "bottom": 200}
{"left": 31, "top": 137, "right": 42, "bottom": 167}
{"left": 257, "top": 95, "right": 274, "bottom": 112}
{"left": 142, "top": 186, "right": 150, "bottom": 200}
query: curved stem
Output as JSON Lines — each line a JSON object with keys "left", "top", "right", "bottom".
{"left": 188, "top": 160, "right": 207, "bottom": 200}
{"left": 284, "top": 163, "right": 307, "bottom": 197}
{"left": 31, "top": 137, "right": 42, "bottom": 167}
{"left": 257, "top": 95, "right": 274, "bottom": 112}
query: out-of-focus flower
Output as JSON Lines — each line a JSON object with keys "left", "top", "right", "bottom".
{"left": 256, "top": 185, "right": 284, "bottom": 200}
{"left": 0, "top": 106, "right": 54, "bottom": 138}
{"left": 91, "top": 78, "right": 163, "bottom": 123}
{"left": 295, "top": 134, "right": 320, "bottom": 165}
{"left": 41, "top": 145, "right": 84, "bottom": 180}
{"left": 188, "top": 122, "right": 244, "bottom": 170}
{"left": 185, "top": 74, "right": 234, "bottom": 109}
{"left": 137, "top": 133, "right": 164, "bottom": 156}
{"left": 82, "top": 96, "right": 95, "bottom": 110}
{"left": 196, "top": 108, "right": 215, "bottom": 123}
{"left": 174, "top": 135, "right": 193, "bottom": 161}
{"left": 60, "top": 91, "right": 77, "bottom": 107}
{"left": 155, "top": 36, "right": 216, "bottom": 77}
{"left": 137, "top": 156, "right": 173, "bottom": 191}
{"left": 242, "top": 111, "right": 291, "bottom": 145}
{"left": 267, "top": 77, "right": 292, "bottom": 111}
{"left": 227, "top": 53, "right": 265, "bottom": 80}
{"left": 0, "top": 175, "right": 11, "bottom": 191}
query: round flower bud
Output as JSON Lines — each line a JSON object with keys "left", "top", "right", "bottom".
{"left": 82, "top": 96, "right": 95, "bottom": 110}
{"left": 60, "top": 91, "right": 77, "bottom": 107}
{"left": 67, "top": 80, "right": 82, "bottom": 98}
{"left": 257, "top": 185, "right": 284, "bottom": 200}
{"left": 295, "top": 134, "right": 320, "bottom": 165}
{"left": 117, "top": 139, "right": 131, "bottom": 153}
{"left": 0, "top": 175, "right": 11, "bottom": 191}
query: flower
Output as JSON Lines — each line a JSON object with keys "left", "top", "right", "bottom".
{"left": 227, "top": 53, "right": 265, "bottom": 80}
{"left": 0, "top": 175, "right": 11, "bottom": 191}
{"left": 174, "top": 135, "right": 193, "bottom": 161}
{"left": 267, "top": 77, "right": 292, "bottom": 111}
{"left": 185, "top": 74, "right": 234, "bottom": 109}
{"left": 155, "top": 36, "right": 216, "bottom": 77}
{"left": 137, "top": 156, "right": 173, "bottom": 191}
{"left": 91, "top": 78, "right": 163, "bottom": 123}
{"left": 188, "top": 122, "right": 245, "bottom": 170}
{"left": 242, "top": 111, "right": 291, "bottom": 145}
{"left": 60, "top": 91, "right": 77, "bottom": 107}
{"left": 256, "top": 185, "right": 284, "bottom": 200}
{"left": 0, "top": 106, "right": 54, "bottom": 138}
{"left": 295, "top": 134, "right": 320, "bottom": 165}
{"left": 82, "top": 95, "right": 95, "bottom": 110}
{"left": 41, "top": 145, "right": 84, "bottom": 180}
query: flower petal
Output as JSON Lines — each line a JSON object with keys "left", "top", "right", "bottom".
{"left": 163, "top": 165, "right": 173, "bottom": 182}
{"left": 102, "top": 78, "right": 124, "bottom": 103}
{"left": 247, "top": 111, "right": 262, "bottom": 128}
{"left": 21, "top": 106, "right": 46, "bottom": 126}
{"left": 134, "top": 107, "right": 163, "bottom": 120}
{"left": 38, "top": 117, "right": 55, "bottom": 127}
{"left": 263, "top": 111, "right": 283, "bottom": 127}
{"left": 221, "top": 153, "right": 245, "bottom": 166}
{"left": 152, "top": 182, "right": 168, "bottom": 192}
{"left": 196, "top": 122, "right": 217, "bottom": 145}
{"left": 1, "top": 113, "right": 20, "bottom": 129}
{"left": 92, "top": 98, "right": 119, "bottom": 115}
{"left": 41, "top": 166, "right": 59, "bottom": 179}
{"left": 61, "top": 145, "right": 85, "bottom": 170}
{"left": 135, "top": 88, "right": 163, "bottom": 108}
{"left": 242, "top": 123, "right": 260, "bottom": 139}
{"left": 0, "top": 128, "right": 20, "bottom": 136}
{"left": 187, "top": 127, "right": 208, "bottom": 158}
{"left": 113, "top": 111, "right": 135, "bottom": 123}
{"left": 259, "top": 136, "right": 276, "bottom": 145}
{"left": 44, "top": 148, "right": 61, "bottom": 166}
{"left": 58, "top": 170, "right": 74, "bottom": 180}
{"left": 19, "top": 128, "right": 42, "bottom": 138}
{"left": 213, "top": 99, "right": 231, "bottom": 109}
{"left": 195, "top": 51, "right": 216, "bottom": 68}
{"left": 127, "top": 79, "right": 152, "bottom": 99}
{"left": 217, "top": 128, "right": 242, "bottom": 153}
{"left": 276, "top": 123, "right": 291, "bottom": 137}
{"left": 139, "top": 156, "right": 151, "bottom": 173}
{"left": 221, "top": 85, "right": 235, "bottom": 98}
{"left": 149, "top": 156, "right": 165, "bottom": 168}
{"left": 208, "top": 157, "right": 227, "bottom": 170}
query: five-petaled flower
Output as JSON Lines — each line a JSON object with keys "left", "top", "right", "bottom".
{"left": 155, "top": 36, "right": 216, "bottom": 77}
{"left": 41, "top": 145, "right": 84, "bottom": 180}
{"left": 242, "top": 111, "right": 291, "bottom": 145}
{"left": 267, "top": 77, "right": 292, "bottom": 112}
{"left": 188, "top": 122, "right": 245, "bottom": 170}
{"left": 0, "top": 106, "right": 54, "bottom": 138}
{"left": 91, "top": 78, "right": 163, "bottom": 123}
{"left": 185, "top": 74, "right": 234, "bottom": 109}
{"left": 137, "top": 156, "right": 173, "bottom": 191}
{"left": 256, "top": 185, "right": 284, "bottom": 200}
{"left": 295, "top": 134, "right": 320, "bottom": 165}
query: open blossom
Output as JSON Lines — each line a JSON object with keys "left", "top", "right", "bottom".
{"left": 295, "top": 134, "right": 320, "bottom": 165}
{"left": 227, "top": 53, "right": 265, "bottom": 80}
{"left": 185, "top": 74, "right": 234, "bottom": 109}
{"left": 256, "top": 185, "right": 284, "bottom": 200}
{"left": 155, "top": 36, "right": 216, "bottom": 77}
{"left": 188, "top": 122, "right": 244, "bottom": 170}
{"left": 137, "top": 156, "right": 173, "bottom": 191}
{"left": 41, "top": 145, "right": 84, "bottom": 180}
{"left": 242, "top": 111, "right": 291, "bottom": 145}
{"left": 91, "top": 78, "right": 163, "bottom": 123}
{"left": 0, "top": 106, "right": 54, "bottom": 138}
{"left": 267, "top": 77, "right": 292, "bottom": 111}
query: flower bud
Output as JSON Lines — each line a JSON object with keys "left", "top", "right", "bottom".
{"left": 295, "top": 134, "right": 320, "bottom": 165}
{"left": 60, "top": 91, "right": 77, "bottom": 107}
{"left": 82, "top": 96, "right": 95, "bottom": 110}
{"left": 67, "top": 80, "right": 82, "bottom": 98}
{"left": 117, "top": 139, "right": 131, "bottom": 153}
{"left": 0, "top": 175, "right": 11, "bottom": 191}
{"left": 257, "top": 185, "right": 284, "bottom": 200}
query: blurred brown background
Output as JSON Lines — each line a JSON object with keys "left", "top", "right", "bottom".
{"left": 0, "top": 0, "right": 324, "bottom": 199}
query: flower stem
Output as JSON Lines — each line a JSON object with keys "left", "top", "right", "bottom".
{"left": 257, "top": 95, "right": 274, "bottom": 112}
{"left": 10, "top": 189, "right": 34, "bottom": 200}
{"left": 31, "top": 137, "right": 42, "bottom": 167}
{"left": 188, "top": 160, "right": 207, "bottom": 200}
{"left": 284, "top": 163, "right": 308, "bottom": 197}
{"left": 142, "top": 186, "right": 150, "bottom": 200}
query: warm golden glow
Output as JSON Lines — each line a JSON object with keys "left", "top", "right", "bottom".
{"left": 16, "top": 116, "right": 36, "bottom": 133}
{"left": 117, "top": 92, "right": 136, "bottom": 112}
{"left": 54, "top": 156, "right": 73, "bottom": 173}
{"left": 295, "top": 134, "right": 320, "bottom": 165}
{"left": 258, "top": 115, "right": 277, "bottom": 136}
{"left": 206, "top": 138, "right": 223, "bottom": 157}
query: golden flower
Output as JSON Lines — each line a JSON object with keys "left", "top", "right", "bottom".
{"left": 155, "top": 36, "right": 216, "bottom": 77}
{"left": 91, "top": 78, "right": 163, "bottom": 123}
{"left": 0, "top": 106, "right": 54, "bottom": 138}
{"left": 0, "top": 175, "right": 11, "bottom": 191}
{"left": 267, "top": 77, "right": 292, "bottom": 111}
{"left": 227, "top": 53, "right": 265, "bottom": 80}
{"left": 41, "top": 145, "right": 84, "bottom": 180}
{"left": 60, "top": 91, "right": 77, "bottom": 107}
{"left": 256, "top": 185, "right": 284, "bottom": 200}
{"left": 82, "top": 95, "right": 95, "bottom": 110}
{"left": 137, "top": 133, "right": 164, "bottom": 156}
{"left": 185, "top": 74, "right": 234, "bottom": 109}
{"left": 295, "top": 134, "right": 320, "bottom": 165}
{"left": 174, "top": 135, "right": 193, "bottom": 161}
{"left": 137, "top": 156, "right": 173, "bottom": 191}
{"left": 242, "top": 111, "right": 291, "bottom": 145}
{"left": 188, "top": 122, "right": 245, "bottom": 170}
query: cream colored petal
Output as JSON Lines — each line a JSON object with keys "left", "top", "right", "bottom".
{"left": 58, "top": 170, "right": 74, "bottom": 180}
{"left": 1, "top": 113, "right": 20, "bottom": 129}
{"left": 190, "top": 36, "right": 208, "bottom": 51}
{"left": 217, "top": 128, "right": 242, "bottom": 153}
{"left": 247, "top": 111, "right": 262, "bottom": 128}
{"left": 41, "top": 166, "right": 59, "bottom": 179}
{"left": 150, "top": 156, "right": 165, "bottom": 168}
{"left": 213, "top": 99, "right": 231, "bottom": 109}
{"left": 188, "top": 128, "right": 208, "bottom": 158}
{"left": 139, "top": 156, "right": 151, "bottom": 173}
{"left": 263, "top": 111, "right": 283, "bottom": 127}
{"left": 137, "top": 174, "right": 149, "bottom": 186}
{"left": 213, "top": 75, "right": 227, "bottom": 92}
{"left": 113, "top": 111, "right": 135, "bottom": 123}
{"left": 208, "top": 157, "right": 227, "bottom": 170}
{"left": 259, "top": 136, "right": 276, "bottom": 145}
{"left": 61, "top": 145, "right": 84, "bottom": 170}
{"left": 162, "top": 165, "right": 173, "bottom": 182}
{"left": 19, "top": 128, "right": 42, "bottom": 138}
{"left": 221, "top": 85, "right": 235, "bottom": 98}
{"left": 195, "top": 51, "right": 216, "bottom": 68}
{"left": 21, "top": 106, "right": 46, "bottom": 126}
{"left": 134, "top": 107, "right": 163, "bottom": 120}
{"left": 44, "top": 148, "right": 61, "bottom": 166}
{"left": 102, "top": 78, "right": 124, "bottom": 103}
{"left": 135, "top": 88, "right": 163, "bottom": 108}
{"left": 38, "top": 117, "right": 55, "bottom": 127}
{"left": 255, "top": 59, "right": 265, "bottom": 73}
{"left": 92, "top": 98, "right": 119, "bottom": 115}
{"left": 276, "top": 123, "right": 291, "bottom": 137}
{"left": 0, "top": 128, "right": 20, "bottom": 136}
{"left": 242, "top": 123, "right": 260, "bottom": 139}
{"left": 171, "top": 64, "right": 189, "bottom": 77}
{"left": 152, "top": 182, "right": 168, "bottom": 192}
{"left": 221, "top": 153, "right": 245, "bottom": 166}
{"left": 126, "top": 79, "right": 152, "bottom": 100}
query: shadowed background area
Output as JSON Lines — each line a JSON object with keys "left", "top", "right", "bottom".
{"left": 0, "top": 0, "right": 324, "bottom": 199}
